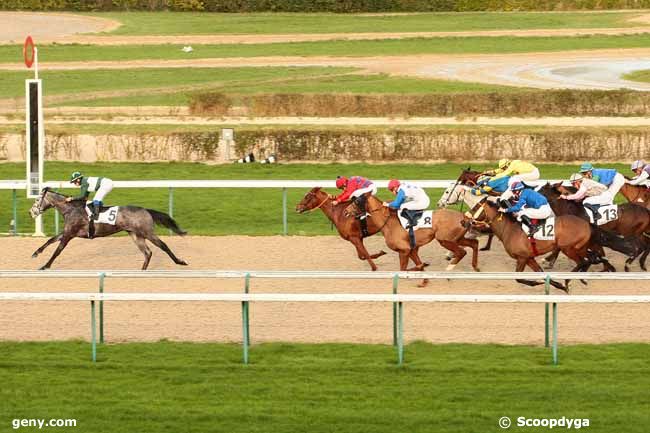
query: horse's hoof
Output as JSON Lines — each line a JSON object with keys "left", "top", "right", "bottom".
{"left": 473, "top": 267, "right": 481, "bottom": 272}
{"left": 445, "top": 264, "right": 456, "bottom": 271}
{"left": 423, "top": 262, "right": 430, "bottom": 268}
{"left": 32, "top": 252, "right": 38, "bottom": 259}
{"left": 38, "top": 266, "right": 49, "bottom": 271}
{"left": 479, "top": 247, "right": 490, "bottom": 251}
{"left": 444, "top": 256, "right": 452, "bottom": 261}
{"left": 178, "top": 261, "right": 188, "bottom": 266}
{"left": 417, "top": 279, "right": 429, "bottom": 288}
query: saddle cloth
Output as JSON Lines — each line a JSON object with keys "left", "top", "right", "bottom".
{"left": 521, "top": 217, "right": 556, "bottom": 240}
{"left": 584, "top": 204, "right": 618, "bottom": 226}
{"left": 85, "top": 205, "right": 119, "bottom": 225}
{"left": 398, "top": 210, "right": 433, "bottom": 230}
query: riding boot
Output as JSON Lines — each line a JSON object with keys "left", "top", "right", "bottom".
{"left": 88, "top": 219, "right": 95, "bottom": 239}
{"left": 92, "top": 204, "right": 100, "bottom": 221}
{"left": 520, "top": 215, "right": 539, "bottom": 236}
{"left": 400, "top": 209, "right": 417, "bottom": 249}
{"left": 584, "top": 204, "right": 601, "bottom": 224}
{"left": 355, "top": 194, "right": 368, "bottom": 216}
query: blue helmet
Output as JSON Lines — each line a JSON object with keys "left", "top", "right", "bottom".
{"left": 510, "top": 181, "right": 525, "bottom": 192}
{"left": 579, "top": 162, "right": 594, "bottom": 173}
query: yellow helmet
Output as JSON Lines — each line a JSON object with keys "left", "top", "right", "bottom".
{"left": 498, "top": 158, "right": 511, "bottom": 170}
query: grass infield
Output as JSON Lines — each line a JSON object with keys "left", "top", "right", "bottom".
{"left": 0, "top": 341, "right": 648, "bottom": 433}
{"left": 97, "top": 11, "right": 642, "bottom": 35}
{"left": 0, "top": 161, "right": 632, "bottom": 236}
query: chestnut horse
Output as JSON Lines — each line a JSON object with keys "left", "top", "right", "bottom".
{"left": 345, "top": 195, "right": 480, "bottom": 284}
{"left": 619, "top": 181, "right": 650, "bottom": 208}
{"left": 464, "top": 199, "right": 638, "bottom": 292}
{"left": 295, "top": 187, "right": 388, "bottom": 271}
{"left": 539, "top": 183, "right": 650, "bottom": 271}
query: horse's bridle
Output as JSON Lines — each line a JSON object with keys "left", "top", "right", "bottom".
{"left": 307, "top": 195, "right": 330, "bottom": 212}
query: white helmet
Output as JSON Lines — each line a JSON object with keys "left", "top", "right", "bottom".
{"left": 631, "top": 160, "right": 646, "bottom": 171}
{"left": 569, "top": 173, "right": 583, "bottom": 182}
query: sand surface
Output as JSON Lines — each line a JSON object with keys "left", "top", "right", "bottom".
{"left": 0, "top": 235, "right": 647, "bottom": 345}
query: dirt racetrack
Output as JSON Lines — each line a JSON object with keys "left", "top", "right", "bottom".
{"left": 0, "top": 235, "right": 648, "bottom": 346}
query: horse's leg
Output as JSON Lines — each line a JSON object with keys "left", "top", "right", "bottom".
{"left": 349, "top": 237, "right": 379, "bottom": 271}
{"left": 542, "top": 248, "right": 560, "bottom": 269}
{"left": 480, "top": 232, "right": 494, "bottom": 251}
{"left": 32, "top": 234, "right": 63, "bottom": 258}
{"left": 369, "top": 250, "right": 387, "bottom": 260}
{"left": 39, "top": 236, "right": 72, "bottom": 270}
{"left": 130, "top": 233, "right": 152, "bottom": 270}
{"left": 146, "top": 234, "right": 188, "bottom": 266}
{"left": 514, "top": 256, "right": 544, "bottom": 288}
{"left": 458, "top": 237, "right": 480, "bottom": 272}
{"left": 438, "top": 240, "right": 466, "bottom": 271}
{"left": 640, "top": 243, "right": 650, "bottom": 271}
{"left": 527, "top": 257, "right": 567, "bottom": 293}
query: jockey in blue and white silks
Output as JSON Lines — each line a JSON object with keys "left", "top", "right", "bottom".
{"left": 499, "top": 181, "right": 552, "bottom": 233}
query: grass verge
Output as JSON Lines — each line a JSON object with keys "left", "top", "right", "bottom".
{"left": 0, "top": 341, "right": 648, "bottom": 433}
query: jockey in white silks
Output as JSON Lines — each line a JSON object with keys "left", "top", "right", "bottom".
{"left": 628, "top": 160, "right": 650, "bottom": 187}
{"left": 383, "top": 179, "right": 430, "bottom": 227}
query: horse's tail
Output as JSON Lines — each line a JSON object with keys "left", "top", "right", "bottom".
{"left": 146, "top": 209, "right": 187, "bottom": 236}
{"left": 592, "top": 226, "right": 640, "bottom": 258}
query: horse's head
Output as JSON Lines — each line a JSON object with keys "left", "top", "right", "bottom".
{"left": 30, "top": 187, "right": 53, "bottom": 219}
{"left": 457, "top": 168, "right": 482, "bottom": 186}
{"left": 295, "top": 187, "right": 328, "bottom": 214}
{"left": 460, "top": 197, "right": 494, "bottom": 229}
{"left": 438, "top": 182, "right": 469, "bottom": 208}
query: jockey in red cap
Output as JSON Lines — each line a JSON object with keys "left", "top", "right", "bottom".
{"left": 383, "top": 179, "right": 430, "bottom": 228}
{"left": 332, "top": 176, "right": 377, "bottom": 237}
{"left": 332, "top": 176, "right": 377, "bottom": 205}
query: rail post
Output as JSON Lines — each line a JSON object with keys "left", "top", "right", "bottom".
{"left": 242, "top": 273, "right": 250, "bottom": 364}
{"left": 544, "top": 274, "right": 550, "bottom": 347}
{"left": 552, "top": 302, "right": 558, "bottom": 365}
{"left": 91, "top": 300, "right": 97, "bottom": 363}
{"left": 392, "top": 274, "right": 398, "bottom": 346}
{"left": 99, "top": 273, "right": 105, "bottom": 344}
{"left": 54, "top": 209, "right": 59, "bottom": 235}
{"left": 11, "top": 189, "right": 17, "bottom": 236}
{"left": 168, "top": 187, "right": 174, "bottom": 235}
{"left": 282, "top": 187, "right": 288, "bottom": 235}
{"left": 397, "top": 301, "right": 404, "bottom": 366}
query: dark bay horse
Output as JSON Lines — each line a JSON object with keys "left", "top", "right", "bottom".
{"left": 539, "top": 183, "right": 650, "bottom": 271}
{"left": 345, "top": 195, "right": 480, "bottom": 285}
{"left": 30, "top": 188, "right": 188, "bottom": 270}
{"left": 295, "top": 187, "right": 388, "bottom": 270}
{"left": 464, "top": 199, "right": 638, "bottom": 292}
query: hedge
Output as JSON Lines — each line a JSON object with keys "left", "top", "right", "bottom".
{"left": 189, "top": 90, "right": 650, "bottom": 117}
{"left": 4, "top": 0, "right": 650, "bottom": 12}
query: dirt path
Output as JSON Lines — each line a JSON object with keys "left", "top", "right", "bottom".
{"left": 0, "top": 236, "right": 648, "bottom": 345}
{"left": 3, "top": 48, "right": 650, "bottom": 90}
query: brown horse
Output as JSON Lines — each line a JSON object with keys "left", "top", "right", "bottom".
{"left": 619, "top": 181, "right": 650, "bottom": 208}
{"left": 464, "top": 199, "right": 637, "bottom": 292}
{"left": 295, "top": 187, "right": 387, "bottom": 271}
{"left": 345, "top": 195, "right": 480, "bottom": 284}
{"left": 540, "top": 183, "right": 650, "bottom": 271}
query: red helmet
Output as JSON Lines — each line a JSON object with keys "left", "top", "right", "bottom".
{"left": 388, "top": 179, "right": 400, "bottom": 191}
{"left": 335, "top": 176, "right": 348, "bottom": 189}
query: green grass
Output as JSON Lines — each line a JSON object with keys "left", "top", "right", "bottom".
{"left": 3, "top": 33, "right": 650, "bottom": 63}
{"left": 0, "top": 162, "right": 631, "bottom": 236}
{"left": 95, "top": 11, "right": 642, "bottom": 35}
{"left": 0, "top": 67, "right": 356, "bottom": 100}
{"left": 622, "top": 69, "right": 650, "bottom": 83}
{"left": 0, "top": 341, "right": 648, "bottom": 433}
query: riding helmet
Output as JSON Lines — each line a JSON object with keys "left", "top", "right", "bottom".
{"left": 335, "top": 176, "right": 348, "bottom": 189}
{"left": 569, "top": 173, "right": 583, "bottom": 182}
{"left": 498, "top": 158, "right": 511, "bottom": 169}
{"left": 510, "top": 181, "right": 525, "bottom": 192}
{"left": 387, "top": 179, "right": 400, "bottom": 191}
{"left": 70, "top": 171, "right": 83, "bottom": 182}
{"left": 631, "top": 160, "right": 646, "bottom": 171}
{"left": 579, "top": 162, "right": 594, "bottom": 173}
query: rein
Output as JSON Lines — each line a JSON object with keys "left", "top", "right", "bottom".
{"left": 307, "top": 196, "right": 330, "bottom": 212}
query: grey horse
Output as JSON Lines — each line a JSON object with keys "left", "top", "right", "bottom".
{"left": 30, "top": 187, "right": 189, "bottom": 270}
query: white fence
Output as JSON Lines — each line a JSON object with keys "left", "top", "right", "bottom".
{"left": 1, "top": 270, "right": 648, "bottom": 366}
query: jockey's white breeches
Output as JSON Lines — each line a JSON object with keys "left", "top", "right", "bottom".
{"left": 93, "top": 179, "right": 113, "bottom": 202}
{"left": 501, "top": 168, "right": 541, "bottom": 200}
{"left": 507, "top": 167, "right": 541, "bottom": 186}
{"left": 400, "top": 195, "right": 430, "bottom": 212}
{"left": 351, "top": 184, "right": 377, "bottom": 198}
{"left": 516, "top": 204, "right": 552, "bottom": 220}
{"left": 583, "top": 174, "right": 625, "bottom": 206}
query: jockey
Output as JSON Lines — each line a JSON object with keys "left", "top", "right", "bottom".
{"left": 559, "top": 173, "right": 607, "bottom": 202}
{"left": 578, "top": 163, "right": 625, "bottom": 221}
{"left": 383, "top": 179, "right": 430, "bottom": 227}
{"left": 490, "top": 159, "right": 541, "bottom": 200}
{"left": 332, "top": 175, "right": 377, "bottom": 237}
{"left": 499, "top": 181, "right": 552, "bottom": 234}
{"left": 66, "top": 171, "right": 114, "bottom": 221}
{"left": 470, "top": 174, "right": 510, "bottom": 196}
{"left": 628, "top": 160, "right": 650, "bottom": 187}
